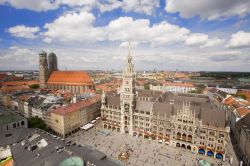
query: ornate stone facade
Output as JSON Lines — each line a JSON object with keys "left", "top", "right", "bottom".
{"left": 101, "top": 47, "right": 230, "bottom": 160}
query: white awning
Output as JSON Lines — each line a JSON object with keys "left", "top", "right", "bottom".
{"left": 91, "top": 120, "right": 96, "bottom": 124}
{"left": 81, "top": 123, "right": 94, "bottom": 130}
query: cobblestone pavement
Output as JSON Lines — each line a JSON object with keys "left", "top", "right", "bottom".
{"left": 67, "top": 122, "right": 238, "bottom": 166}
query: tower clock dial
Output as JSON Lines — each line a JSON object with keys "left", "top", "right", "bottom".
{"left": 124, "top": 103, "right": 130, "bottom": 111}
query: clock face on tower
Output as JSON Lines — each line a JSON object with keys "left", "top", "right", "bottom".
{"left": 124, "top": 103, "right": 130, "bottom": 111}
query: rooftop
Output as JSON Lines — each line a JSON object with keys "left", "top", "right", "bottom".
{"left": 236, "top": 107, "right": 250, "bottom": 117}
{"left": 0, "top": 106, "right": 26, "bottom": 126}
{"left": 6, "top": 128, "right": 118, "bottom": 166}
{"left": 52, "top": 95, "right": 101, "bottom": 116}
{"left": 47, "top": 71, "right": 93, "bottom": 86}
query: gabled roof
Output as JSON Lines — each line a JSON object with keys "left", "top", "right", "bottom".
{"left": 52, "top": 95, "right": 100, "bottom": 116}
{"left": 236, "top": 107, "right": 250, "bottom": 117}
{"left": 47, "top": 71, "right": 93, "bottom": 86}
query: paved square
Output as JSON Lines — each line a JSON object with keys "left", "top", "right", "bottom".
{"left": 67, "top": 122, "right": 238, "bottom": 166}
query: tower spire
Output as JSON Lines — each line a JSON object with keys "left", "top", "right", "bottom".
{"left": 128, "top": 41, "right": 131, "bottom": 57}
{"left": 124, "top": 41, "right": 135, "bottom": 75}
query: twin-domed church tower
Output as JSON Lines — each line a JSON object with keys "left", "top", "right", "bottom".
{"left": 39, "top": 51, "right": 58, "bottom": 88}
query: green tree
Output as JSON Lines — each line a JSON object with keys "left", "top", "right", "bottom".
{"left": 29, "top": 84, "right": 40, "bottom": 89}
{"left": 28, "top": 117, "right": 50, "bottom": 131}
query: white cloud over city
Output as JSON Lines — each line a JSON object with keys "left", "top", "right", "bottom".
{"left": 165, "top": 0, "right": 250, "bottom": 20}
{"left": 1, "top": 0, "right": 250, "bottom": 71}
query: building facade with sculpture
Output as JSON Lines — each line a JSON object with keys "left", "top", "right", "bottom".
{"left": 101, "top": 46, "right": 230, "bottom": 160}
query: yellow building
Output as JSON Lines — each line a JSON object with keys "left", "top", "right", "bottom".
{"left": 51, "top": 106, "right": 81, "bottom": 137}
{"left": 49, "top": 95, "right": 101, "bottom": 137}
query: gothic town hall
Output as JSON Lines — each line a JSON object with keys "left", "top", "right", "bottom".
{"left": 101, "top": 47, "right": 229, "bottom": 160}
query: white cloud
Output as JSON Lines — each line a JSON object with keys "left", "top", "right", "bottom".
{"left": 0, "top": 46, "right": 37, "bottom": 70}
{"left": 200, "top": 37, "right": 224, "bottom": 48}
{"left": 98, "top": 0, "right": 159, "bottom": 15}
{"left": 119, "top": 41, "right": 138, "bottom": 48}
{"left": 60, "top": 0, "right": 96, "bottom": 7}
{"left": 227, "top": 31, "right": 250, "bottom": 48}
{"left": 0, "top": 0, "right": 159, "bottom": 15}
{"left": 185, "top": 33, "right": 208, "bottom": 46}
{"left": 43, "top": 11, "right": 106, "bottom": 42}
{"left": 0, "top": 0, "right": 59, "bottom": 12}
{"left": 42, "top": 11, "right": 225, "bottom": 49}
{"left": 165, "top": 0, "right": 250, "bottom": 20}
{"left": 7, "top": 25, "right": 40, "bottom": 39}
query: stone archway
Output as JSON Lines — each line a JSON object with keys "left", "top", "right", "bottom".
{"left": 207, "top": 150, "right": 214, "bottom": 157}
{"left": 182, "top": 133, "right": 186, "bottom": 140}
{"left": 176, "top": 143, "right": 180, "bottom": 147}
{"left": 181, "top": 144, "right": 186, "bottom": 149}
{"left": 187, "top": 145, "right": 191, "bottom": 150}
{"left": 108, "top": 125, "right": 111, "bottom": 129}
{"left": 104, "top": 124, "right": 107, "bottom": 128}
{"left": 198, "top": 148, "right": 205, "bottom": 155}
{"left": 177, "top": 132, "right": 181, "bottom": 140}
{"left": 117, "top": 128, "right": 120, "bottom": 132}
{"left": 133, "top": 132, "right": 137, "bottom": 137}
{"left": 144, "top": 135, "right": 149, "bottom": 139}
{"left": 187, "top": 135, "right": 192, "bottom": 142}
{"left": 112, "top": 126, "right": 116, "bottom": 130}
{"left": 216, "top": 153, "right": 223, "bottom": 159}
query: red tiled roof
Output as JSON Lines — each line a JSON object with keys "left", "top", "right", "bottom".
{"left": 47, "top": 71, "right": 93, "bottom": 86}
{"left": 0, "top": 80, "right": 39, "bottom": 86}
{"left": 17, "top": 95, "right": 32, "bottom": 102}
{"left": 236, "top": 107, "right": 250, "bottom": 117}
{"left": 0, "top": 85, "right": 30, "bottom": 93}
{"left": 223, "top": 96, "right": 235, "bottom": 105}
{"left": 0, "top": 73, "right": 7, "bottom": 80}
{"left": 52, "top": 95, "right": 100, "bottom": 116}
{"left": 238, "top": 90, "right": 250, "bottom": 102}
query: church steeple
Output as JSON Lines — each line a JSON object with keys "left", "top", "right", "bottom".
{"left": 123, "top": 42, "right": 135, "bottom": 76}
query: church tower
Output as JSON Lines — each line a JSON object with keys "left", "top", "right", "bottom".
{"left": 48, "top": 52, "right": 58, "bottom": 75}
{"left": 39, "top": 50, "right": 49, "bottom": 88}
{"left": 120, "top": 43, "right": 136, "bottom": 135}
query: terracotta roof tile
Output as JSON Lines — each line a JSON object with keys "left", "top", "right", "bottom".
{"left": 47, "top": 71, "right": 93, "bottom": 86}
{"left": 52, "top": 95, "right": 100, "bottom": 116}
{"left": 0, "top": 80, "right": 39, "bottom": 86}
{"left": 236, "top": 107, "right": 250, "bottom": 117}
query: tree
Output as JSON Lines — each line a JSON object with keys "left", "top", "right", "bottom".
{"left": 29, "top": 84, "right": 40, "bottom": 89}
{"left": 28, "top": 117, "right": 50, "bottom": 131}
{"left": 233, "top": 94, "right": 247, "bottom": 100}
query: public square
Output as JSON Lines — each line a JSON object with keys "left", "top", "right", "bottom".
{"left": 66, "top": 122, "right": 239, "bottom": 166}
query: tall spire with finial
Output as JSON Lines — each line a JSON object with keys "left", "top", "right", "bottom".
{"left": 124, "top": 41, "right": 135, "bottom": 75}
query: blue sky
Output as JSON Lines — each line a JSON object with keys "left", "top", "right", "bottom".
{"left": 0, "top": 0, "right": 250, "bottom": 71}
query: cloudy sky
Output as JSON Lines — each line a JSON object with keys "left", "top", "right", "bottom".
{"left": 0, "top": 0, "right": 250, "bottom": 71}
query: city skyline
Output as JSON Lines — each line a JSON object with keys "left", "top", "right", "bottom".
{"left": 0, "top": 0, "right": 250, "bottom": 71}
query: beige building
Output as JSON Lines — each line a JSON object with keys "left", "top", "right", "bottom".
{"left": 51, "top": 108, "right": 80, "bottom": 137}
{"left": 48, "top": 96, "right": 101, "bottom": 137}
{"left": 101, "top": 47, "right": 230, "bottom": 160}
